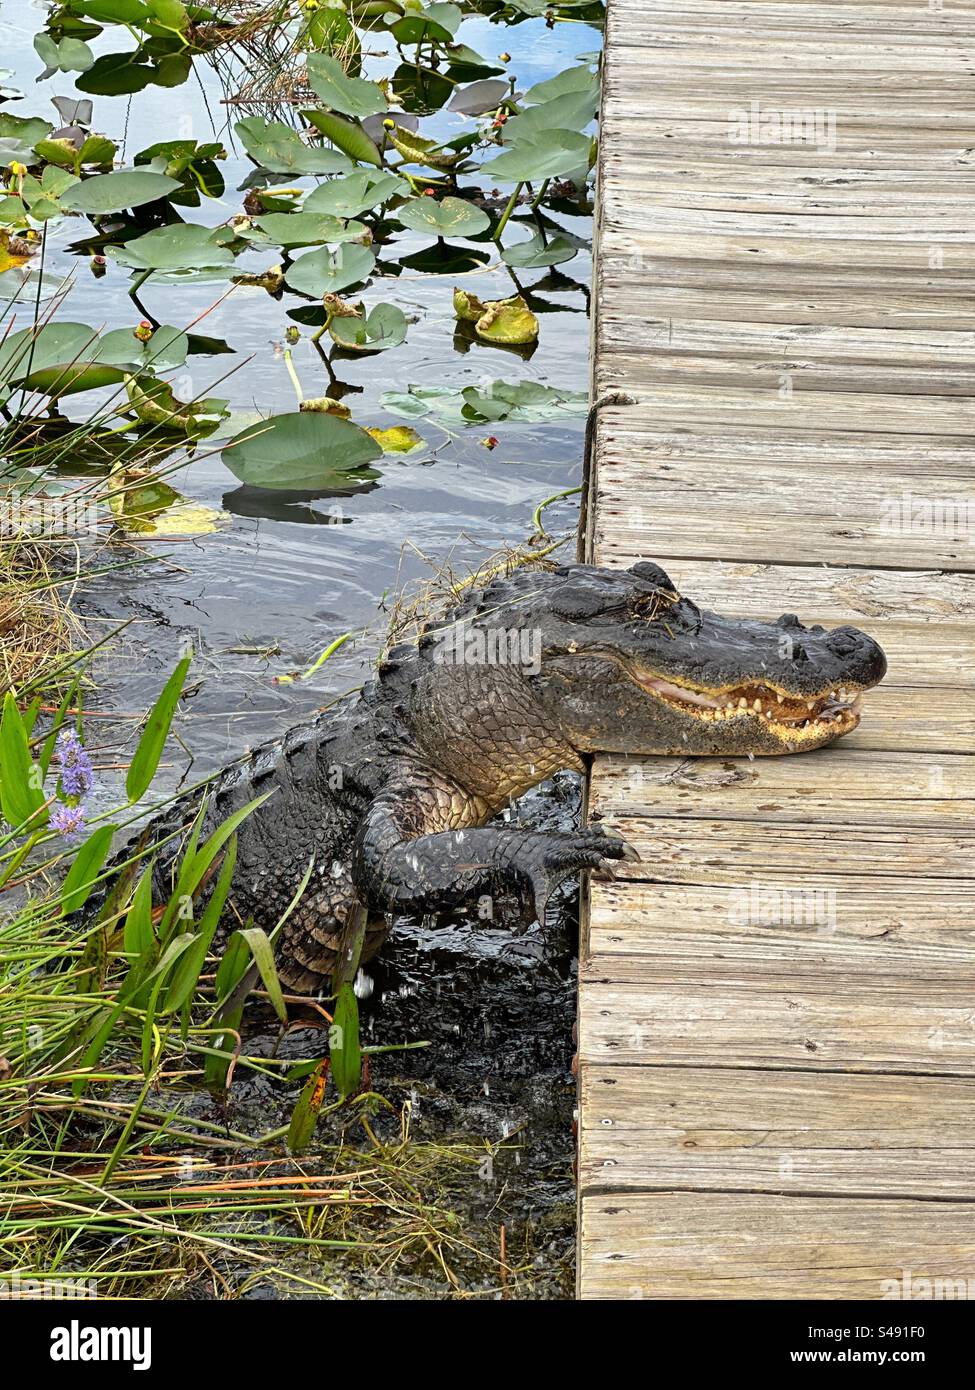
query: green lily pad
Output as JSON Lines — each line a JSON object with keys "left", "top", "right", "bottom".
{"left": 391, "top": 2, "right": 462, "bottom": 45}
{"left": 303, "top": 110, "right": 382, "bottom": 168}
{"left": 107, "top": 224, "right": 237, "bottom": 273}
{"left": 502, "top": 88, "right": 599, "bottom": 141}
{"left": 0, "top": 113, "right": 53, "bottom": 147}
{"left": 75, "top": 52, "right": 157, "bottom": 96}
{"left": 0, "top": 114, "right": 53, "bottom": 166}
{"left": 236, "top": 117, "right": 352, "bottom": 176}
{"left": 250, "top": 211, "right": 368, "bottom": 248}
{"left": 304, "top": 170, "right": 407, "bottom": 218}
{"left": 501, "top": 231, "right": 578, "bottom": 269}
{"left": 0, "top": 320, "right": 188, "bottom": 399}
{"left": 126, "top": 376, "right": 229, "bottom": 439}
{"left": 379, "top": 379, "right": 589, "bottom": 425}
{"left": 33, "top": 33, "right": 95, "bottom": 75}
{"left": 305, "top": 53, "right": 387, "bottom": 119}
{"left": 60, "top": 169, "right": 182, "bottom": 214}
{"left": 395, "top": 195, "right": 490, "bottom": 238}
{"left": 480, "top": 129, "right": 592, "bottom": 183}
{"left": 329, "top": 302, "right": 408, "bottom": 353}
{"left": 523, "top": 65, "right": 597, "bottom": 105}
{"left": 285, "top": 242, "right": 376, "bottom": 296}
{"left": 461, "top": 379, "right": 588, "bottom": 422}
{"left": 222, "top": 410, "right": 383, "bottom": 489}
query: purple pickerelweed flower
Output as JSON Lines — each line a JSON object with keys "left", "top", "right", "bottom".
{"left": 50, "top": 802, "right": 87, "bottom": 841}
{"left": 55, "top": 729, "right": 95, "bottom": 801}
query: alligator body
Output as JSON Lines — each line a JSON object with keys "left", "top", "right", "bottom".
{"left": 131, "top": 560, "right": 886, "bottom": 995}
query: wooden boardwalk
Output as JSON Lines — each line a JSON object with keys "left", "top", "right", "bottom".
{"left": 578, "top": 0, "right": 975, "bottom": 1298}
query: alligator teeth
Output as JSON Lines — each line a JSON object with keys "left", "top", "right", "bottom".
{"left": 753, "top": 699, "right": 762, "bottom": 712}
{"left": 738, "top": 697, "right": 748, "bottom": 708}
{"left": 776, "top": 693, "right": 784, "bottom": 703}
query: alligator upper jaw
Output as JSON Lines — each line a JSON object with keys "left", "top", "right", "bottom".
{"left": 633, "top": 672, "right": 868, "bottom": 740}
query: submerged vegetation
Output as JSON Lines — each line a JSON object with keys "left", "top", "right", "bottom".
{"left": 1, "top": 0, "right": 601, "bottom": 1299}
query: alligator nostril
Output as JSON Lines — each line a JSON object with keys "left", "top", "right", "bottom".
{"left": 826, "top": 630, "right": 859, "bottom": 658}
{"left": 776, "top": 613, "right": 802, "bottom": 629}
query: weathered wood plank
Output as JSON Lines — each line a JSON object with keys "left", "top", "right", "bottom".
{"left": 579, "top": 1068, "right": 975, "bottom": 1198}
{"left": 588, "top": 879, "right": 975, "bottom": 957}
{"left": 578, "top": 971, "right": 975, "bottom": 1074}
{"left": 589, "top": 750, "right": 974, "bottom": 828}
{"left": 579, "top": 1194, "right": 975, "bottom": 1299}
{"left": 580, "top": 0, "right": 975, "bottom": 1300}
{"left": 589, "top": 814, "right": 972, "bottom": 882}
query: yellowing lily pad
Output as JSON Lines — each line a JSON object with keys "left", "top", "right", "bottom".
{"left": 365, "top": 425, "right": 424, "bottom": 454}
{"left": 108, "top": 475, "right": 226, "bottom": 535}
{"left": 452, "top": 287, "right": 538, "bottom": 345}
{"left": 299, "top": 396, "right": 352, "bottom": 417}
{"left": 387, "top": 126, "right": 460, "bottom": 170}
{"left": 0, "top": 229, "right": 34, "bottom": 274}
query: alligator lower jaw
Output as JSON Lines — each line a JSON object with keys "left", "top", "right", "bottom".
{"left": 634, "top": 673, "right": 865, "bottom": 739}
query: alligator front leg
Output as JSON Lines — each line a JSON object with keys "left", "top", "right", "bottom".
{"left": 352, "top": 771, "right": 639, "bottom": 927}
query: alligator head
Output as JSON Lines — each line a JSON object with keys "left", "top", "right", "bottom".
{"left": 458, "top": 560, "right": 887, "bottom": 757}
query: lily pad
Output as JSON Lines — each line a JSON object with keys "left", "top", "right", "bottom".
{"left": 285, "top": 242, "right": 376, "bottom": 296}
{"left": 236, "top": 117, "right": 352, "bottom": 176}
{"left": 447, "top": 78, "right": 510, "bottom": 116}
{"left": 222, "top": 410, "right": 383, "bottom": 490}
{"left": 60, "top": 169, "right": 181, "bottom": 214}
{"left": 387, "top": 126, "right": 461, "bottom": 171}
{"left": 395, "top": 195, "right": 489, "bottom": 238}
{"left": 75, "top": 52, "right": 157, "bottom": 97}
{"left": 501, "top": 231, "right": 578, "bottom": 269}
{"left": 379, "top": 379, "right": 589, "bottom": 424}
{"left": 0, "top": 231, "right": 36, "bottom": 276}
{"left": 365, "top": 425, "right": 425, "bottom": 455}
{"left": 304, "top": 170, "right": 407, "bottom": 218}
{"left": 107, "top": 224, "right": 236, "bottom": 274}
{"left": 329, "top": 301, "right": 408, "bottom": 353}
{"left": 126, "top": 377, "right": 229, "bottom": 438}
{"left": 502, "top": 88, "right": 599, "bottom": 141}
{"left": 390, "top": 2, "right": 462, "bottom": 44}
{"left": 453, "top": 288, "right": 538, "bottom": 345}
{"left": 523, "top": 65, "right": 598, "bottom": 105}
{"left": 33, "top": 33, "right": 94, "bottom": 76}
{"left": 250, "top": 211, "right": 368, "bottom": 248}
{"left": 480, "top": 129, "right": 592, "bottom": 183}
{"left": 303, "top": 110, "right": 382, "bottom": 168}
{"left": 0, "top": 320, "right": 187, "bottom": 399}
{"left": 305, "top": 54, "right": 387, "bottom": 119}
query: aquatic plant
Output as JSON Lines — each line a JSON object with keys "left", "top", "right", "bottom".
{"left": 1, "top": 0, "right": 601, "bottom": 492}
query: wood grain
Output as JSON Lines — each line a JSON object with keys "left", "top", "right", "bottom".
{"left": 581, "top": 0, "right": 975, "bottom": 1300}
{"left": 580, "top": 1194, "right": 975, "bottom": 1299}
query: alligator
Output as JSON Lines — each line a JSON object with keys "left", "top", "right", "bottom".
{"left": 125, "top": 559, "right": 886, "bottom": 996}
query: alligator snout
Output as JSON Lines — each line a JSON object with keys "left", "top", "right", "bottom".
{"left": 825, "top": 624, "right": 887, "bottom": 685}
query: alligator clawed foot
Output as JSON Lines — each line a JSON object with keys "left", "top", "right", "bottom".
{"left": 520, "top": 826, "right": 640, "bottom": 925}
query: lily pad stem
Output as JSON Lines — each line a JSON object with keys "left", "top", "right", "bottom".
{"left": 283, "top": 348, "right": 304, "bottom": 406}
{"left": 492, "top": 181, "right": 523, "bottom": 243}
{"left": 531, "top": 484, "right": 582, "bottom": 540}
{"left": 310, "top": 310, "right": 334, "bottom": 346}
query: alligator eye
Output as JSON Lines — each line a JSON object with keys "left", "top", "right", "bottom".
{"left": 791, "top": 642, "right": 808, "bottom": 663}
